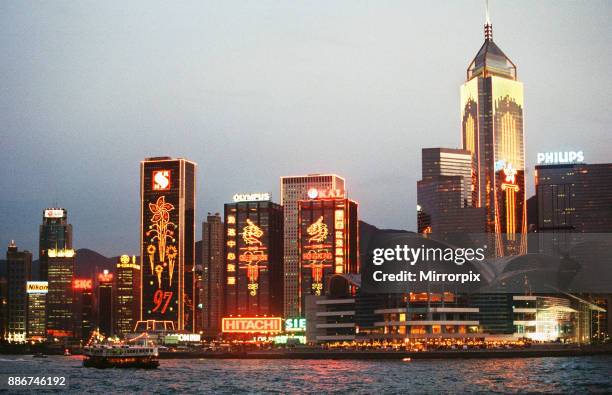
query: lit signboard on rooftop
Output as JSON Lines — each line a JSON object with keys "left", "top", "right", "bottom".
{"left": 44, "top": 209, "right": 65, "bottom": 218}
{"left": 537, "top": 151, "right": 584, "bottom": 165}
{"left": 232, "top": 193, "right": 271, "bottom": 203}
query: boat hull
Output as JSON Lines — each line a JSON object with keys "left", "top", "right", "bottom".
{"left": 83, "top": 355, "right": 159, "bottom": 369}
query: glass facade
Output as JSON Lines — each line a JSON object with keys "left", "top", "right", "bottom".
{"left": 461, "top": 31, "right": 526, "bottom": 256}
{"left": 201, "top": 214, "right": 224, "bottom": 337}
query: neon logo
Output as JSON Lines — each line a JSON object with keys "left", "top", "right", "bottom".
{"left": 152, "top": 170, "right": 171, "bottom": 190}
{"left": 307, "top": 216, "right": 328, "bottom": 243}
{"left": 222, "top": 317, "right": 282, "bottom": 333}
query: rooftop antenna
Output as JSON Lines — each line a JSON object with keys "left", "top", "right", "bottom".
{"left": 484, "top": 0, "right": 493, "bottom": 41}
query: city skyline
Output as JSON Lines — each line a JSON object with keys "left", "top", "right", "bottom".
{"left": 1, "top": 1, "right": 611, "bottom": 256}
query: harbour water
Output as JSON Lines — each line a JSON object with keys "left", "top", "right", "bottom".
{"left": 1, "top": 355, "right": 611, "bottom": 393}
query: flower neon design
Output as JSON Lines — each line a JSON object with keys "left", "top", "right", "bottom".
{"left": 146, "top": 196, "right": 176, "bottom": 263}
{"left": 242, "top": 219, "right": 263, "bottom": 246}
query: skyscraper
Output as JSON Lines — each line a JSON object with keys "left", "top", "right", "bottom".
{"left": 26, "top": 281, "right": 47, "bottom": 341}
{"left": 6, "top": 241, "right": 32, "bottom": 343}
{"left": 298, "top": 192, "right": 359, "bottom": 312}
{"left": 39, "top": 208, "right": 72, "bottom": 281}
{"left": 201, "top": 213, "right": 224, "bottom": 338}
{"left": 460, "top": 17, "right": 526, "bottom": 255}
{"left": 72, "top": 277, "right": 93, "bottom": 341}
{"left": 114, "top": 255, "right": 140, "bottom": 337}
{"left": 96, "top": 270, "right": 113, "bottom": 336}
{"left": 281, "top": 174, "right": 345, "bottom": 317}
{"left": 140, "top": 157, "right": 196, "bottom": 331}
{"left": 224, "top": 195, "right": 284, "bottom": 318}
{"left": 417, "top": 148, "right": 485, "bottom": 236}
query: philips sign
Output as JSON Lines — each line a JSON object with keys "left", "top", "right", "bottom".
{"left": 537, "top": 151, "right": 584, "bottom": 165}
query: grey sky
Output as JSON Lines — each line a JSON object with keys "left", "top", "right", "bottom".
{"left": 1, "top": 1, "right": 610, "bottom": 257}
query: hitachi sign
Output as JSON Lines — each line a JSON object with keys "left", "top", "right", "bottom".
{"left": 222, "top": 317, "right": 282, "bottom": 333}
{"left": 537, "top": 151, "right": 584, "bottom": 165}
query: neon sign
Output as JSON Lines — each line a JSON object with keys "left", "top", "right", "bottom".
{"left": 307, "top": 216, "right": 328, "bottom": 243}
{"left": 98, "top": 270, "right": 113, "bottom": 283}
{"left": 285, "top": 318, "right": 306, "bottom": 332}
{"left": 307, "top": 188, "right": 345, "bottom": 199}
{"left": 238, "top": 219, "right": 267, "bottom": 296}
{"left": 537, "top": 151, "right": 584, "bottom": 165}
{"left": 303, "top": 216, "right": 333, "bottom": 295}
{"left": 222, "top": 317, "right": 283, "bottom": 333}
{"left": 152, "top": 170, "right": 171, "bottom": 190}
{"left": 73, "top": 278, "right": 92, "bottom": 291}
{"left": 44, "top": 209, "right": 65, "bottom": 218}
{"left": 26, "top": 281, "right": 48, "bottom": 294}
{"left": 232, "top": 192, "right": 271, "bottom": 202}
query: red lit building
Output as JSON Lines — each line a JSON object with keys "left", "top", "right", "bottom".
{"left": 72, "top": 278, "right": 93, "bottom": 341}
{"left": 96, "top": 270, "right": 113, "bottom": 336}
{"left": 298, "top": 189, "right": 359, "bottom": 313}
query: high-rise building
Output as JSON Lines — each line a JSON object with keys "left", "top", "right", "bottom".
{"left": 535, "top": 162, "right": 612, "bottom": 233}
{"left": 6, "top": 241, "right": 32, "bottom": 343}
{"left": 140, "top": 157, "right": 196, "bottom": 331}
{"left": 298, "top": 191, "right": 359, "bottom": 312}
{"left": 39, "top": 208, "right": 72, "bottom": 281}
{"left": 224, "top": 195, "right": 284, "bottom": 318}
{"left": 114, "top": 255, "right": 140, "bottom": 337}
{"left": 72, "top": 277, "right": 93, "bottom": 341}
{"left": 26, "top": 281, "right": 47, "bottom": 341}
{"left": 46, "top": 247, "right": 75, "bottom": 339}
{"left": 281, "top": 174, "right": 345, "bottom": 317}
{"left": 39, "top": 208, "right": 75, "bottom": 339}
{"left": 460, "top": 17, "right": 526, "bottom": 255}
{"left": 96, "top": 270, "right": 113, "bottom": 336}
{"left": 417, "top": 148, "right": 485, "bottom": 236}
{"left": 201, "top": 213, "right": 224, "bottom": 338}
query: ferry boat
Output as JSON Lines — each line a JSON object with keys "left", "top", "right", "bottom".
{"left": 83, "top": 343, "right": 159, "bottom": 369}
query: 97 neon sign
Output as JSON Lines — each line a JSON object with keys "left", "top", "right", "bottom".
{"left": 152, "top": 290, "right": 173, "bottom": 314}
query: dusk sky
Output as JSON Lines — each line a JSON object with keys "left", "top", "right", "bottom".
{"left": 1, "top": 1, "right": 610, "bottom": 257}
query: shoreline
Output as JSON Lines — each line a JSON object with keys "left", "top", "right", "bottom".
{"left": 159, "top": 345, "right": 612, "bottom": 360}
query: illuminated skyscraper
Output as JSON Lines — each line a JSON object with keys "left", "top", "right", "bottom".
{"left": 281, "top": 174, "right": 345, "bottom": 317}
{"left": 39, "top": 208, "right": 72, "bottom": 281}
{"left": 201, "top": 213, "right": 224, "bottom": 338}
{"left": 298, "top": 191, "right": 359, "bottom": 312}
{"left": 224, "top": 195, "right": 284, "bottom": 318}
{"left": 26, "top": 281, "right": 47, "bottom": 341}
{"left": 6, "top": 241, "right": 32, "bottom": 343}
{"left": 460, "top": 16, "right": 526, "bottom": 255}
{"left": 72, "top": 277, "right": 93, "bottom": 341}
{"left": 114, "top": 255, "right": 140, "bottom": 336}
{"left": 140, "top": 157, "right": 196, "bottom": 331}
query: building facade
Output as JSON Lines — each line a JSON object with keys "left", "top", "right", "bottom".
{"left": 460, "top": 21, "right": 526, "bottom": 255}
{"left": 224, "top": 197, "right": 284, "bottom": 318}
{"left": 96, "top": 270, "right": 113, "bottom": 336}
{"left": 39, "top": 208, "right": 72, "bottom": 281}
{"left": 46, "top": 248, "right": 75, "bottom": 339}
{"left": 298, "top": 193, "right": 358, "bottom": 312}
{"left": 72, "top": 277, "right": 93, "bottom": 341}
{"left": 201, "top": 213, "right": 224, "bottom": 338}
{"left": 114, "top": 255, "right": 140, "bottom": 337}
{"left": 6, "top": 241, "right": 32, "bottom": 342}
{"left": 26, "top": 281, "right": 47, "bottom": 341}
{"left": 281, "top": 174, "right": 345, "bottom": 317}
{"left": 417, "top": 148, "right": 486, "bottom": 236}
{"left": 140, "top": 157, "right": 196, "bottom": 331}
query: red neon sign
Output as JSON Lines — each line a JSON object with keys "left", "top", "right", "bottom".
{"left": 73, "top": 278, "right": 92, "bottom": 291}
{"left": 97, "top": 270, "right": 113, "bottom": 283}
{"left": 222, "top": 317, "right": 282, "bottom": 333}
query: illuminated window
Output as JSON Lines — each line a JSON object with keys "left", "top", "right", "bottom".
{"left": 227, "top": 277, "right": 235, "bottom": 285}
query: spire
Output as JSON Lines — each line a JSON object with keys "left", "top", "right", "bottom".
{"left": 484, "top": 0, "right": 493, "bottom": 41}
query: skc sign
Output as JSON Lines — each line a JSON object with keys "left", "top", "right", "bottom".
{"left": 537, "top": 151, "right": 584, "bottom": 165}
{"left": 222, "top": 317, "right": 282, "bottom": 333}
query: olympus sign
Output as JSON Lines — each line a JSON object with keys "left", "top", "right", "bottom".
{"left": 232, "top": 192, "right": 271, "bottom": 202}
{"left": 537, "top": 151, "right": 584, "bottom": 165}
